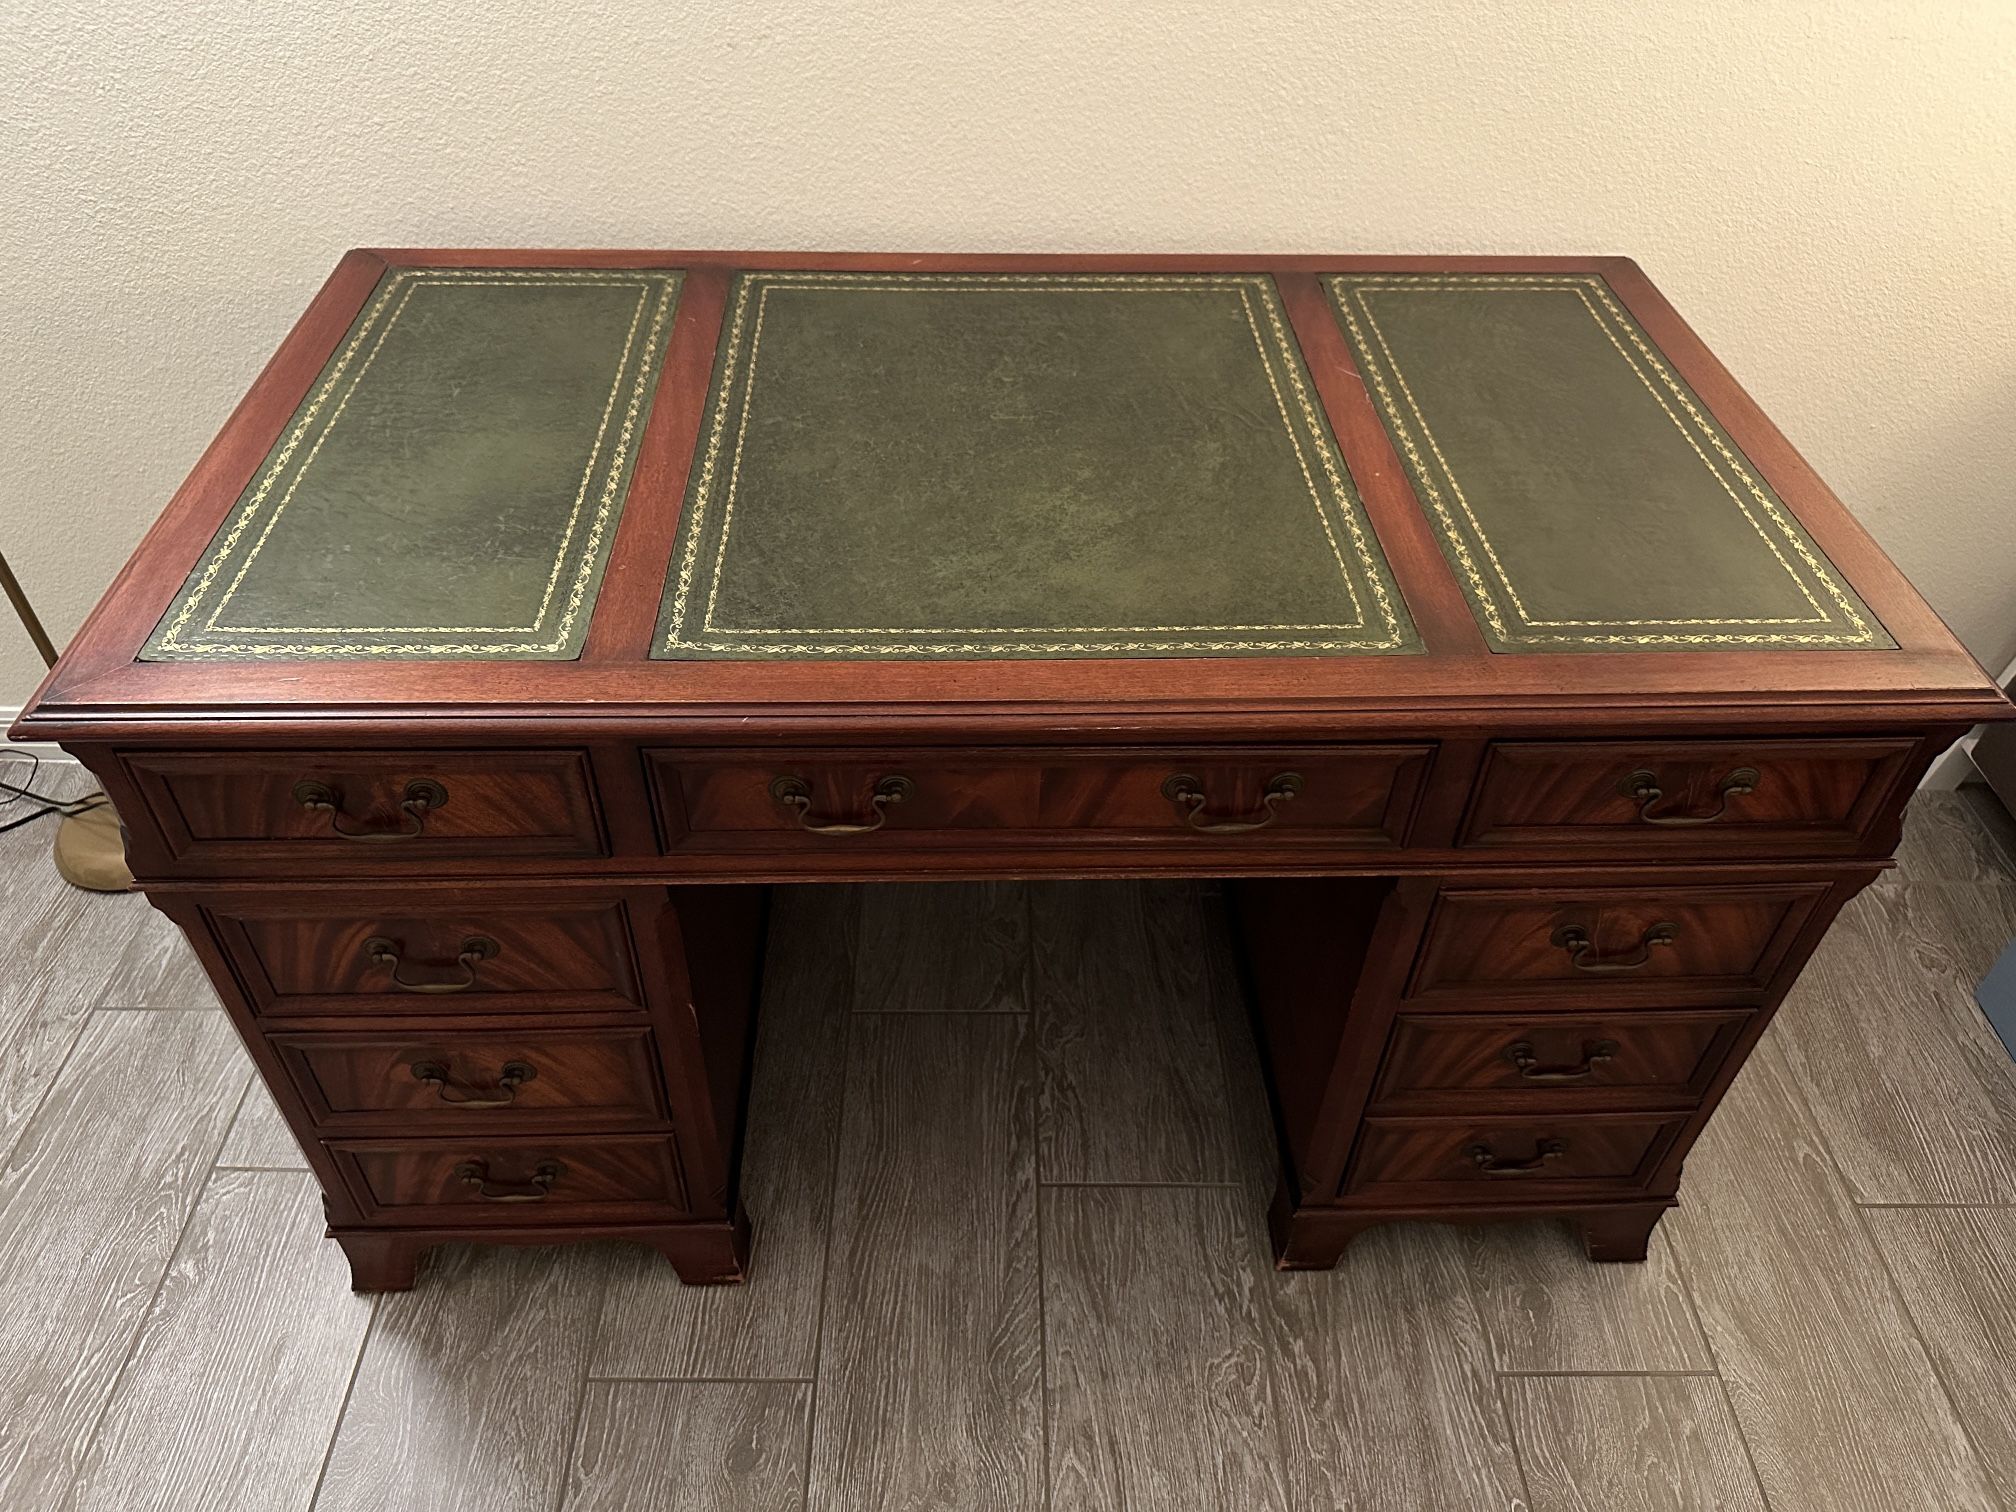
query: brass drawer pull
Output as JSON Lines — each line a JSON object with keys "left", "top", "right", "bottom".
{"left": 1505, "top": 1039, "right": 1619, "bottom": 1083}
{"left": 365, "top": 935, "right": 498, "bottom": 994}
{"left": 293, "top": 778, "right": 448, "bottom": 841}
{"left": 1620, "top": 766, "right": 1759, "bottom": 827}
{"left": 1469, "top": 1139, "right": 1565, "bottom": 1176}
{"left": 1551, "top": 922, "right": 1677, "bottom": 973}
{"left": 454, "top": 1158, "right": 564, "bottom": 1202}
{"left": 1160, "top": 772, "right": 1303, "bottom": 834}
{"left": 770, "top": 774, "right": 913, "bottom": 835}
{"left": 412, "top": 1059, "right": 535, "bottom": 1109}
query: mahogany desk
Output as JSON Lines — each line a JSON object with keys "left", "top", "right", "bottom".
{"left": 13, "top": 251, "right": 2010, "bottom": 1292}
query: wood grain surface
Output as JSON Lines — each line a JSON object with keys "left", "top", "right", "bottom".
{"left": 808, "top": 1012, "right": 1042, "bottom": 1512}
{"left": 563, "top": 1381, "right": 811, "bottom": 1512}
{"left": 0, "top": 1011, "right": 244, "bottom": 1507}
{"left": 1505, "top": 1374, "right": 1767, "bottom": 1512}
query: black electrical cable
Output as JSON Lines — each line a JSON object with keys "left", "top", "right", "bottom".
{"left": 0, "top": 751, "right": 110, "bottom": 835}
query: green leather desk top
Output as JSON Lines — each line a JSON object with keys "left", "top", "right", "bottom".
{"left": 653, "top": 272, "right": 1413, "bottom": 659}
{"left": 1327, "top": 273, "right": 1890, "bottom": 652}
{"left": 145, "top": 267, "right": 681, "bottom": 660}
{"left": 140, "top": 258, "right": 1893, "bottom": 665}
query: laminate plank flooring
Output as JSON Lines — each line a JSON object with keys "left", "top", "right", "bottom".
{"left": 68, "top": 1170, "right": 373, "bottom": 1512}
{"left": 1464, "top": 1220, "right": 1711, "bottom": 1374}
{"left": 808, "top": 1012, "right": 1043, "bottom": 1512}
{"left": 1504, "top": 1374, "right": 1767, "bottom": 1512}
{"left": 1034, "top": 881, "right": 1246, "bottom": 1184}
{"left": 854, "top": 881, "right": 1029, "bottom": 1013}
{"left": 593, "top": 886, "right": 854, "bottom": 1380}
{"left": 1866, "top": 1205, "right": 2016, "bottom": 1509}
{"left": 1042, "top": 1185, "right": 1288, "bottom": 1512}
{"left": 0, "top": 1010, "right": 245, "bottom": 1508}
{"left": 9, "top": 784, "right": 2016, "bottom": 1511}
{"left": 0, "top": 817, "right": 164, "bottom": 1159}
{"left": 1263, "top": 1223, "right": 1528, "bottom": 1511}
{"left": 312, "top": 1243, "right": 609, "bottom": 1512}
{"left": 1665, "top": 1033, "right": 1998, "bottom": 1511}
{"left": 1770, "top": 881, "right": 2016, "bottom": 1202}
{"left": 214, "top": 1075, "right": 310, "bottom": 1171}
{"left": 562, "top": 1381, "right": 811, "bottom": 1512}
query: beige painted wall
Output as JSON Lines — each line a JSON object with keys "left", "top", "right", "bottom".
{"left": 4, "top": 1, "right": 2013, "bottom": 707}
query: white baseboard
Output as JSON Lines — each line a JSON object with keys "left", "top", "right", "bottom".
{"left": 0, "top": 706, "right": 76, "bottom": 765}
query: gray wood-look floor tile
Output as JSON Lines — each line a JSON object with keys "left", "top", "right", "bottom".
{"left": 808, "top": 1013, "right": 1042, "bottom": 1512}
{"left": 1043, "top": 1184, "right": 1289, "bottom": 1512}
{"left": 313, "top": 1242, "right": 609, "bottom": 1512}
{"left": 1505, "top": 1374, "right": 1766, "bottom": 1512}
{"left": 1770, "top": 882, "right": 2016, "bottom": 1202}
{"left": 854, "top": 882, "right": 1029, "bottom": 1013}
{"left": 1884, "top": 789, "right": 2016, "bottom": 888}
{"left": 0, "top": 1011, "right": 245, "bottom": 1508}
{"left": 1667, "top": 1033, "right": 1997, "bottom": 1511}
{"left": 1034, "top": 882, "right": 1245, "bottom": 1184}
{"left": 1866, "top": 1205, "right": 2016, "bottom": 1509}
{"left": 1264, "top": 1223, "right": 1527, "bottom": 1511}
{"left": 562, "top": 1381, "right": 810, "bottom": 1512}
{"left": 68, "top": 1169, "right": 373, "bottom": 1512}
{"left": 92, "top": 904, "right": 218, "bottom": 1009}
{"left": 1464, "top": 1220, "right": 1711, "bottom": 1374}
{"left": 214, "top": 1075, "right": 308, "bottom": 1170}
{"left": 0, "top": 878, "right": 159, "bottom": 1161}
{"left": 593, "top": 886, "right": 852, "bottom": 1381}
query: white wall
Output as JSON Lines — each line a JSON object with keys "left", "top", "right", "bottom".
{"left": 4, "top": 0, "right": 2013, "bottom": 706}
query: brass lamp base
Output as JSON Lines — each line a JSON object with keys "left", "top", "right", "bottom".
{"left": 52, "top": 793, "right": 133, "bottom": 892}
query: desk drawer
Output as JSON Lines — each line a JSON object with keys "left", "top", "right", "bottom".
{"left": 202, "top": 894, "right": 645, "bottom": 1018}
{"left": 1407, "top": 883, "right": 1828, "bottom": 1003}
{"left": 1460, "top": 738, "right": 1916, "bottom": 853}
{"left": 123, "top": 749, "right": 605, "bottom": 866}
{"left": 1372, "top": 1010, "right": 1749, "bottom": 1107}
{"left": 272, "top": 1028, "right": 663, "bottom": 1128}
{"left": 649, "top": 745, "right": 1431, "bottom": 849}
{"left": 1345, "top": 1114, "right": 1684, "bottom": 1197}
{"left": 329, "top": 1133, "right": 688, "bottom": 1223}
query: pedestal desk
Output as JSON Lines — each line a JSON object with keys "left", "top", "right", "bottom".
{"left": 14, "top": 250, "right": 2010, "bottom": 1291}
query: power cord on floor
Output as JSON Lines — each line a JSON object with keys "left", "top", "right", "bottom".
{"left": 0, "top": 751, "right": 110, "bottom": 835}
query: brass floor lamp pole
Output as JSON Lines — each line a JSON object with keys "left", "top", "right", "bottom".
{"left": 0, "top": 549, "right": 132, "bottom": 891}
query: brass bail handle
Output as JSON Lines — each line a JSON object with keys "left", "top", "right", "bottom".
{"left": 770, "top": 774, "right": 914, "bottom": 835}
{"left": 1161, "top": 772, "right": 1304, "bottom": 834}
{"left": 1620, "top": 767, "right": 1759, "bottom": 828}
{"left": 1551, "top": 921, "right": 1678, "bottom": 974}
{"left": 294, "top": 778, "right": 448, "bottom": 841}
{"left": 365, "top": 934, "right": 499, "bottom": 994}
{"left": 411, "top": 1059, "right": 536, "bottom": 1109}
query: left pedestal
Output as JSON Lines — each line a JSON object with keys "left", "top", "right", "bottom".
{"left": 151, "top": 880, "right": 768, "bottom": 1292}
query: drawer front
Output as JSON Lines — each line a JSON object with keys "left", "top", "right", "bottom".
{"left": 204, "top": 896, "right": 644, "bottom": 1018}
{"left": 649, "top": 746, "right": 1432, "bottom": 850}
{"left": 272, "top": 1028, "right": 663, "bottom": 1128}
{"left": 1345, "top": 1115, "right": 1684, "bottom": 1197}
{"left": 1373, "top": 1011, "right": 1749, "bottom": 1107}
{"left": 329, "top": 1134, "right": 688, "bottom": 1222}
{"left": 123, "top": 749, "right": 605, "bottom": 866}
{"left": 1460, "top": 738, "right": 1916, "bottom": 852}
{"left": 1407, "top": 883, "right": 1829, "bottom": 1002}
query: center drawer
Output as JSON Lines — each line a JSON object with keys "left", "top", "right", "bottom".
{"left": 647, "top": 745, "right": 1433, "bottom": 850}
{"left": 1406, "top": 881, "right": 1830, "bottom": 1004}
{"left": 272, "top": 1027, "right": 665, "bottom": 1130}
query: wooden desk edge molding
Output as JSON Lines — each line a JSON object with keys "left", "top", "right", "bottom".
{"left": 14, "top": 249, "right": 2010, "bottom": 1292}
